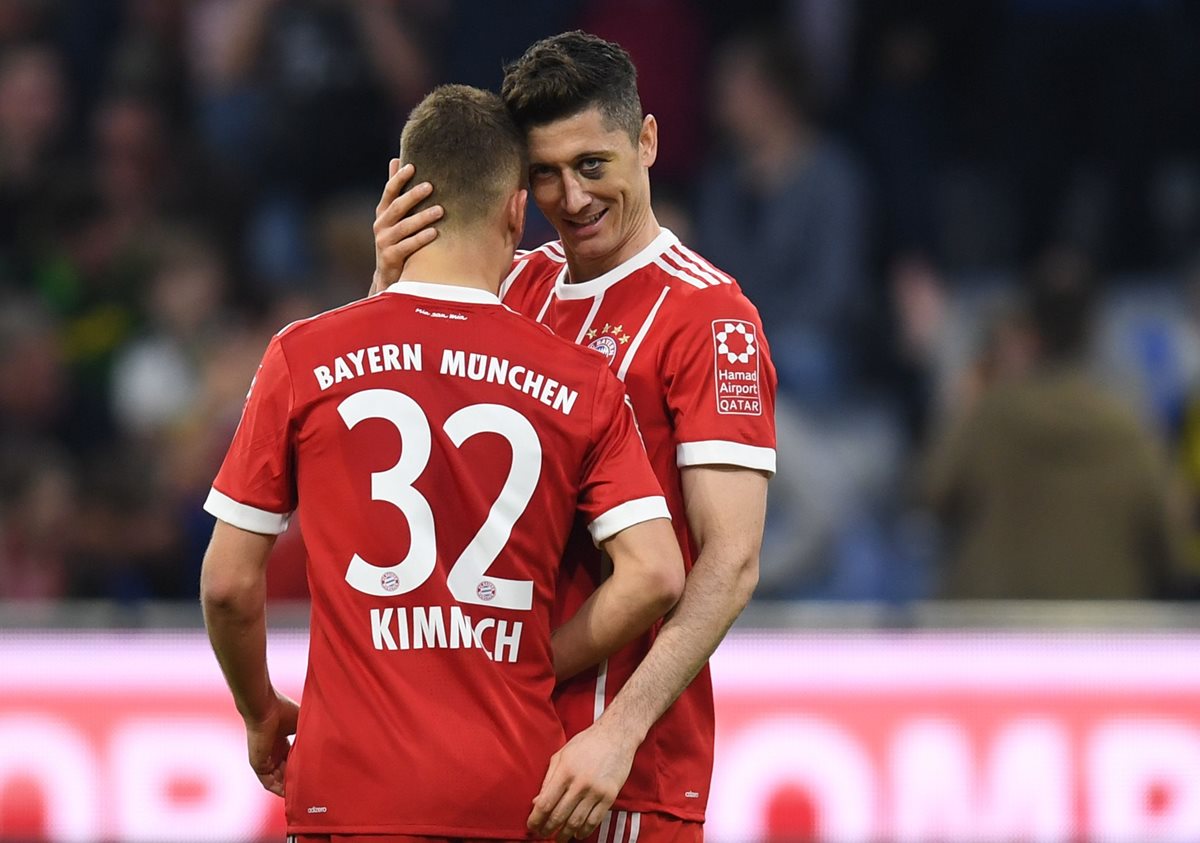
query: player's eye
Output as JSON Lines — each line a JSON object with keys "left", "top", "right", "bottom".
{"left": 529, "top": 165, "right": 555, "bottom": 181}
{"left": 579, "top": 159, "right": 604, "bottom": 177}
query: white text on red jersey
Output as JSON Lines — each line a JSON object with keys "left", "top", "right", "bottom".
{"left": 311, "top": 345, "right": 579, "bottom": 417}
{"left": 369, "top": 606, "right": 523, "bottom": 663}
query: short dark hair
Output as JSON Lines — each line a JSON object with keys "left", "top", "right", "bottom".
{"left": 501, "top": 31, "right": 642, "bottom": 142}
{"left": 399, "top": 84, "right": 526, "bottom": 230}
{"left": 1025, "top": 248, "right": 1096, "bottom": 361}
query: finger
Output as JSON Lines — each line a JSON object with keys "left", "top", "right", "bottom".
{"left": 376, "top": 182, "right": 437, "bottom": 232}
{"left": 389, "top": 157, "right": 400, "bottom": 179}
{"left": 376, "top": 203, "right": 443, "bottom": 252}
{"left": 258, "top": 767, "right": 285, "bottom": 797}
{"left": 557, "top": 796, "right": 596, "bottom": 843}
{"left": 255, "top": 755, "right": 285, "bottom": 797}
{"left": 542, "top": 785, "right": 585, "bottom": 840}
{"left": 528, "top": 756, "right": 567, "bottom": 833}
{"left": 578, "top": 799, "right": 610, "bottom": 839}
{"left": 375, "top": 161, "right": 416, "bottom": 215}
{"left": 378, "top": 228, "right": 438, "bottom": 269}
{"left": 379, "top": 224, "right": 439, "bottom": 259}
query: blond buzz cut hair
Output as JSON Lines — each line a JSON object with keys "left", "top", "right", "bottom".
{"left": 399, "top": 85, "right": 527, "bottom": 231}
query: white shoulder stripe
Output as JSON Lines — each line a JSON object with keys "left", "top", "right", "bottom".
{"left": 667, "top": 245, "right": 727, "bottom": 286}
{"left": 499, "top": 259, "right": 530, "bottom": 300}
{"left": 617, "top": 286, "right": 670, "bottom": 381}
{"left": 533, "top": 242, "right": 566, "bottom": 263}
{"left": 517, "top": 243, "right": 565, "bottom": 263}
{"left": 660, "top": 250, "right": 719, "bottom": 287}
{"left": 535, "top": 285, "right": 555, "bottom": 323}
{"left": 676, "top": 244, "right": 734, "bottom": 284}
{"left": 653, "top": 256, "right": 708, "bottom": 289}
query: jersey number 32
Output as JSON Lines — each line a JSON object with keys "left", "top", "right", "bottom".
{"left": 338, "top": 388, "right": 540, "bottom": 611}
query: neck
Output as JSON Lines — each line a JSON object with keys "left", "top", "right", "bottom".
{"left": 565, "top": 206, "right": 662, "bottom": 284}
{"left": 398, "top": 231, "right": 508, "bottom": 295}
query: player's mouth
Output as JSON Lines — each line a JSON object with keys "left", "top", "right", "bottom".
{"left": 564, "top": 208, "right": 607, "bottom": 238}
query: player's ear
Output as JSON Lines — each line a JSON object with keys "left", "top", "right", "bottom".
{"left": 506, "top": 188, "right": 527, "bottom": 245}
{"left": 639, "top": 114, "right": 658, "bottom": 168}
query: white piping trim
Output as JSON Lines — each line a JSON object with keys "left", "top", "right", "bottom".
{"left": 553, "top": 229, "right": 679, "bottom": 299}
{"left": 588, "top": 496, "right": 670, "bottom": 544}
{"left": 677, "top": 441, "right": 777, "bottom": 474}
{"left": 613, "top": 811, "right": 628, "bottom": 843}
{"left": 617, "top": 286, "right": 670, "bottom": 382}
{"left": 593, "top": 658, "right": 609, "bottom": 724}
{"left": 597, "top": 811, "right": 613, "bottom": 843}
{"left": 204, "top": 488, "right": 291, "bottom": 535}
{"left": 574, "top": 291, "right": 605, "bottom": 344}
{"left": 535, "top": 285, "right": 555, "bottom": 324}
{"left": 383, "top": 281, "right": 501, "bottom": 305}
{"left": 628, "top": 812, "right": 642, "bottom": 843}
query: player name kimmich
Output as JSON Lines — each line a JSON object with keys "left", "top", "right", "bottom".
{"left": 369, "top": 605, "right": 523, "bottom": 663}
{"left": 440, "top": 349, "right": 578, "bottom": 416}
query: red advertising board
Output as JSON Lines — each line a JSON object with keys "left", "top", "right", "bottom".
{"left": 2, "top": 630, "right": 1199, "bottom": 842}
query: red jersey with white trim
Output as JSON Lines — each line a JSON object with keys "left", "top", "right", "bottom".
{"left": 204, "top": 281, "right": 669, "bottom": 838}
{"left": 501, "top": 230, "right": 778, "bottom": 821}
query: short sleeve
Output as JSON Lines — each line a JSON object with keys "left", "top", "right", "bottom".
{"left": 578, "top": 366, "right": 670, "bottom": 544}
{"left": 663, "top": 290, "right": 778, "bottom": 475}
{"left": 203, "top": 335, "right": 297, "bottom": 534}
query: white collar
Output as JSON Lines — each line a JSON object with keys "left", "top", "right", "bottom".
{"left": 383, "top": 280, "right": 501, "bottom": 305}
{"left": 553, "top": 228, "right": 679, "bottom": 300}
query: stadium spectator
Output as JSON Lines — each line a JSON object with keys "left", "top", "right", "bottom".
{"left": 923, "top": 248, "right": 1185, "bottom": 599}
{"left": 110, "top": 233, "right": 229, "bottom": 438}
{"left": 694, "top": 28, "right": 868, "bottom": 404}
{"left": 190, "top": 0, "right": 435, "bottom": 288}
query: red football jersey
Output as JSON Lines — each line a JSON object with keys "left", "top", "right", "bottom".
{"left": 501, "top": 230, "right": 778, "bottom": 821}
{"left": 205, "top": 281, "right": 669, "bottom": 838}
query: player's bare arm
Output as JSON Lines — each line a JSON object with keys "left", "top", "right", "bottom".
{"left": 530, "top": 517, "right": 683, "bottom": 842}
{"left": 200, "top": 520, "right": 299, "bottom": 798}
{"left": 370, "top": 157, "right": 443, "bottom": 294}
{"left": 551, "top": 516, "right": 684, "bottom": 682}
{"left": 529, "top": 466, "right": 767, "bottom": 841}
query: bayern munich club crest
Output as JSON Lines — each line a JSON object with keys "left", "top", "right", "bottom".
{"left": 380, "top": 571, "right": 400, "bottom": 592}
{"left": 477, "top": 580, "right": 496, "bottom": 601}
{"left": 587, "top": 334, "right": 618, "bottom": 363}
{"left": 584, "top": 322, "right": 631, "bottom": 365}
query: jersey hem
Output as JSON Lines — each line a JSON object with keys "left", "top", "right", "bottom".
{"left": 607, "top": 800, "right": 706, "bottom": 823}
{"left": 588, "top": 496, "right": 671, "bottom": 543}
{"left": 676, "top": 440, "right": 776, "bottom": 475}
{"left": 204, "top": 488, "right": 291, "bottom": 534}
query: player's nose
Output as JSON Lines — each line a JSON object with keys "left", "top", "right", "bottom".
{"left": 561, "top": 175, "right": 591, "bottom": 215}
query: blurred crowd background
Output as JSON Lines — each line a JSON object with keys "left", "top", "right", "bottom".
{"left": 3, "top": 0, "right": 1200, "bottom": 606}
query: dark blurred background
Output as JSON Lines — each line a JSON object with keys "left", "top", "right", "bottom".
{"left": 3, "top": 0, "right": 1200, "bottom": 607}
